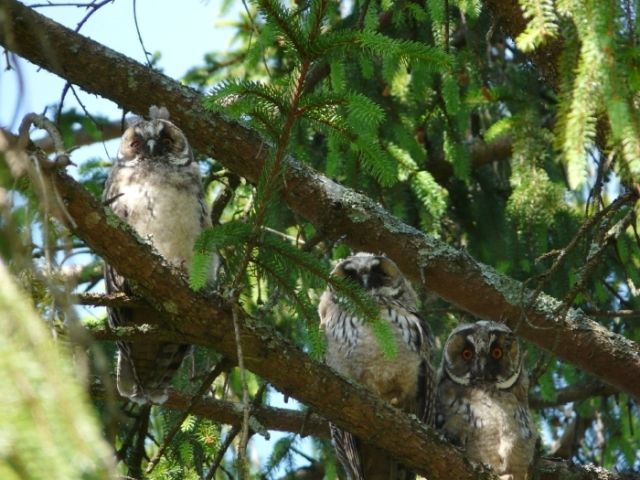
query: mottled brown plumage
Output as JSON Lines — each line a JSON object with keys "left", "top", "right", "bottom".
{"left": 103, "top": 106, "right": 217, "bottom": 404}
{"left": 318, "top": 253, "right": 435, "bottom": 480}
{"left": 437, "top": 321, "right": 537, "bottom": 480}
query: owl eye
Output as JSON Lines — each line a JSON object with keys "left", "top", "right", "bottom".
{"left": 344, "top": 268, "right": 359, "bottom": 281}
{"left": 461, "top": 347, "right": 473, "bottom": 360}
{"left": 370, "top": 263, "right": 387, "bottom": 277}
{"left": 161, "top": 136, "right": 174, "bottom": 146}
{"left": 491, "top": 346, "right": 503, "bottom": 360}
{"left": 130, "top": 139, "right": 141, "bottom": 149}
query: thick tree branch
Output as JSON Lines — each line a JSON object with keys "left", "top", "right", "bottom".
{"left": 428, "top": 136, "right": 512, "bottom": 184}
{"left": 536, "top": 460, "right": 640, "bottom": 480}
{"left": 86, "top": 326, "right": 622, "bottom": 411}
{"left": 0, "top": 0, "right": 638, "bottom": 401}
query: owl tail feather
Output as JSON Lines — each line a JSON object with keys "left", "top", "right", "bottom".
{"left": 116, "top": 341, "right": 190, "bottom": 404}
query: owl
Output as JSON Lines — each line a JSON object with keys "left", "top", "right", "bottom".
{"left": 436, "top": 321, "right": 537, "bottom": 480}
{"left": 103, "top": 106, "right": 217, "bottom": 404}
{"left": 318, "top": 252, "right": 435, "bottom": 480}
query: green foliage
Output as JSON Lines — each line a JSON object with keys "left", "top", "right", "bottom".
{"left": 516, "top": 0, "right": 559, "bottom": 52}
{"left": 0, "top": 263, "right": 113, "bottom": 479}
{"left": 391, "top": 142, "right": 448, "bottom": 234}
{"left": 190, "top": 221, "right": 254, "bottom": 291}
{"left": 357, "top": 31, "right": 451, "bottom": 69}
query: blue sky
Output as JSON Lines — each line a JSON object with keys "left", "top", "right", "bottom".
{"left": 1, "top": 0, "right": 241, "bottom": 130}
{"left": 1, "top": 1, "right": 315, "bottom": 475}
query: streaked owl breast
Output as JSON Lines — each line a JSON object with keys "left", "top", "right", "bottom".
{"left": 107, "top": 161, "right": 207, "bottom": 271}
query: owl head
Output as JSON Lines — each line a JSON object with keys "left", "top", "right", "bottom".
{"left": 330, "top": 252, "right": 418, "bottom": 308}
{"left": 117, "top": 106, "right": 193, "bottom": 167}
{"left": 442, "top": 320, "right": 523, "bottom": 389}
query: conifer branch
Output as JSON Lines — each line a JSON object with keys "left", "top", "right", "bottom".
{"left": 0, "top": 0, "right": 638, "bottom": 401}
{"left": 483, "top": 0, "right": 562, "bottom": 86}
{"left": 145, "top": 359, "right": 232, "bottom": 475}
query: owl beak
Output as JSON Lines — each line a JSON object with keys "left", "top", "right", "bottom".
{"left": 471, "top": 357, "right": 487, "bottom": 381}
{"left": 145, "top": 139, "right": 158, "bottom": 156}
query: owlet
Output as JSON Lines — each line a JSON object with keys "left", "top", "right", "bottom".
{"left": 103, "top": 106, "right": 217, "bottom": 404}
{"left": 437, "top": 320, "right": 537, "bottom": 480}
{"left": 318, "top": 252, "right": 435, "bottom": 480}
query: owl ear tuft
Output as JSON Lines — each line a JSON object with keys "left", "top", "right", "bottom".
{"left": 149, "top": 105, "right": 170, "bottom": 120}
{"left": 125, "top": 115, "right": 142, "bottom": 128}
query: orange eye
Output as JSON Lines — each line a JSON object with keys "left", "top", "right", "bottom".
{"left": 491, "top": 347, "right": 503, "bottom": 360}
{"left": 462, "top": 347, "right": 473, "bottom": 360}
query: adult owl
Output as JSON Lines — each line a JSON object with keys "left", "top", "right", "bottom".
{"left": 318, "top": 252, "right": 435, "bottom": 480}
{"left": 437, "top": 321, "right": 537, "bottom": 480}
{"left": 103, "top": 106, "right": 216, "bottom": 404}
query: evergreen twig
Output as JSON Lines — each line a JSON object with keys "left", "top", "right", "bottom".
{"left": 145, "top": 358, "right": 232, "bottom": 474}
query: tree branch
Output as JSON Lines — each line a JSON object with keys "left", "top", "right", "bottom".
{"left": 530, "top": 378, "right": 618, "bottom": 410}
{"left": 536, "top": 460, "right": 640, "bottom": 480}
{"left": 428, "top": 136, "right": 512, "bottom": 184}
{"left": 91, "top": 374, "right": 639, "bottom": 480}
{"left": 90, "top": 383, "right": 330, "bottom": 439}
{"left": 35, "top": 118, "right": 122, "bottom": 152}
{"left": 75, "top": 292, "right": 145, "bottom": 309}
{"left": 165, "top": 391, "right": 330, "bottom": 440}
{"left": 0, "top": 0, "right": 638, "bottom": 401}
{"left": 86, "top": 325, "right": 622, "bottom": 411}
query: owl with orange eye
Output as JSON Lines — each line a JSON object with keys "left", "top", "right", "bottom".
{"left": 436, "top": 321, "right": 537, "bottom": 480}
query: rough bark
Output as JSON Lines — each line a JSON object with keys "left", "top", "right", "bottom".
{"left": 0, "top": 0, "right": 638, "bottom": 401}
{"left": 536, "top": 460, "right": 640, "bottom": 480}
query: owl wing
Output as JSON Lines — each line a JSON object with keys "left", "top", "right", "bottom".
{"left": 390, "top": 303, "right": 436, "bottom": 426}
{"left": 420, "top": 315, "right": 436, "bottom": 427}
{"left": 418, "top": 355, "right": 437, "bottom": 427}
{"left": 103, "top": 169, "right": 135, "bottom": 332}
{"left": 330, "top": 423, "right": 364, "bottom": 480}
